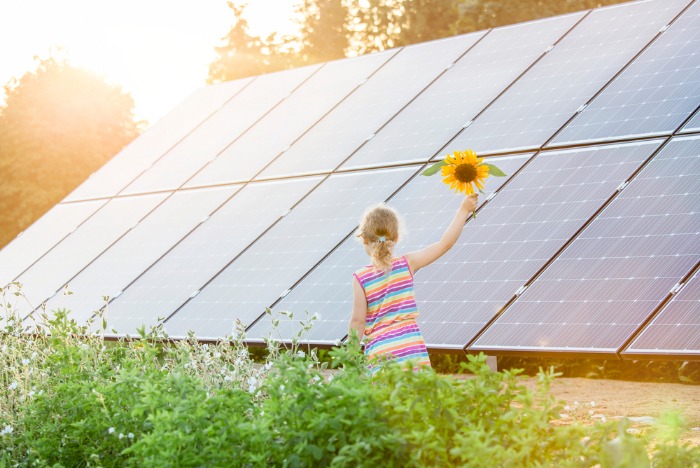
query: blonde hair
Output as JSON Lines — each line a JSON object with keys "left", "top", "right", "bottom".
{"left": 356, "top": 204, "right": 404, "bottom": 272}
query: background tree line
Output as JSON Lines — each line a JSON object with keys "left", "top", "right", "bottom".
{"left": 1, "top": 0, "right": 628, "bottom": 250}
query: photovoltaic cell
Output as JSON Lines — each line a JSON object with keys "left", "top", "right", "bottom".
{"left": 446, "top": 0, "right": 688, "bottom": 155}
{"left": 471, "top": 135, "right": 700, "bottom": 354}
{"left": 64, "top": 79, "right": 251, "bottom": 201}
{"left": 551, "top": 1, "right": 700, "bottom": 146}
{"left": 681, "top": 109, "right": 700, "bottom": 133}
{"left": 246, "top": 156, "right": 529, "bottom": 344}
{"left": 0, "top": 199, "right": 106, "bottom": 288}
{"left": 257, "top": 34, "right": 483, "bottom": 179}
{"left": 42, "top": 186, "right": 240, "bottom": 326}
{"left": 340, "top": 13, "right": 583, "bottom": 171}
{"left": 120, "top": 65, "right": 320, "bottom": 195}
{"left": 624, "top": 268, "right": 700, "bottom": 357}
{"left": 165, "top": 167, "right": 417, "bottom": 339}
{"left": 105, "top": 177, "right": 321, "bottom": 336}
{"left": 184, "top": 51, "right": 397, "bottom": 188}
{"left": 417, "top": 140, "right": 663, "bottom": 349}
{"left": 7, "top": 193, "right": 168, "bottom": 321}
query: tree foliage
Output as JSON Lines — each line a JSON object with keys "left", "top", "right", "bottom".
{"left": 0, "top": 55, "right": 139, "bottom": 249}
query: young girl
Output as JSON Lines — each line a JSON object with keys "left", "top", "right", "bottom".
{"left": 349, "top": 193, "right": 479, "bottom": 371}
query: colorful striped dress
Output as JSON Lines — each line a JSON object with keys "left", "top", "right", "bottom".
{"left": 353, "top": 256, "right": 431, "bottom": 372}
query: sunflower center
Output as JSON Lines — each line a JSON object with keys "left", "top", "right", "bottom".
{"left": 454, "top": 163, "right": 477, "bottom": 183}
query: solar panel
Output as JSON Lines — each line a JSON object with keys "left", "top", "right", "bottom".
{"left": 119, "top": 65, "right": 321, "bottom": 196}
{"left": 164, "top": 167, "right": 417, "bottom": 340}
{"left": 0, "top": 199, "right": 106, "bottom": 288}
{"left": 417, "top": 140, "right": 664, "bottom": 349}
{"left": 183, "top": 51, "right": 397, "bottom": 188}
{"left": 446, "top": 0, "right": 689, "bottom": 155}
{"left": 256, "top": 34, "right": 484, "bottom": 179}
{"left": 470, "top": 135, "right": 700, "bottom": 354}
{"left": 63, "top": 79, "right": 251, "bottom": 202}
{"left": 550, "top": 1, "right": 700, "bottom": 146}
{"left": 104, "top": 177, "right": 322, "bottom": 336}
{"left": 681, "top": 108, "right": 700, "bottom": 133}
{"left": 623, "top": 267, "right": 700, "bottom": 358}
{"left": 8, "top": 193, "right": 168, "bottom": 322}
{"left": 339, "top": 13, "right": 584, "bottom": 171}
{"left": 246, "top": 155, "right": 529, "bottom": 344}
{"left": 42, "top": 186, "right": 241, "bottom": 326}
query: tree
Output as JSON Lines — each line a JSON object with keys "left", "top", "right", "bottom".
{"left": 0, "top": 53, "right": 139, "bottom": 249}
{"left": 295, "top": 0, "right": 351, "bottom": 64}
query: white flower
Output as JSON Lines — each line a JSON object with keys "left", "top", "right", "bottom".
{"left": 312, "top": 375, "right": 321, "bottom": 382}
{"left": 28, "top": 390, "right": 35, "bottom": 398}
{"left": 8, "top": 381, "right": 18, "bottom": 391}
{"left": 297, "top": 350, "right": 305, "bottom": 358}
{"left": 1, "top": 425, "right": 13, "bottom": 435}
{"left": 590, "top": 401, "right": 595, "bottom": 407}
{"left": 601, "top": 416, "right": 607, "bottom": 423}
{"left": 21, "top": 358, "right": 30, "bottom": 366}
{"left": 574, "top": 401, "right": 579, "bottom": 406}
{"left": 108, "top": 427, "right": 115, "bottom": 434}
{"left": 264, "top": 362, "right": 273, "bottom": 370}
{"left": 214, "top": 352, "right": 221, "bottom": 359}
{"left": 128, "top": 433, "right": 134, "bottom": 439}
{"left": 118, "top": 433, "right": 124, "bottom": 439}
{"left": 589, "top": 410, "right": 594, "bottom": 416}
{"left": 224, "top": 376, "right": 232, "bottom": 382}
{"left": 564, "top": 405, "right": 571, "bottom": 411}
{"left": 280, "top": 384, "right": 285, "bottom": 391}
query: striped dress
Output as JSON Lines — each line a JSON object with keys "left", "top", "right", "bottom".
{"left": 353, "top": 256, "right": 431, "bottom": 372}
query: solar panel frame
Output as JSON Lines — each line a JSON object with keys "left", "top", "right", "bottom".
{"left": 7, "top": 193, "right": 169, "bottom": 323}
{"left": 622, "top": 263, "right": 700, "bottom": 360}
{"left": 102, "top": 177, "right": 323, "bottom": 337}
{"left": 183, "top": 50, "right": 398, "bottom": 189}
{"left": 549, "top": 0, "right": 700, "bottom": 147}
{"left": 0, "top": 199, "right": 107, "bottom": 289}
{"left": 680, "top": 107, "right": 700, "bottom": 133}
{"left": 339, "top": 13, "right": 585, "bottom": 171}
{"left": 63, "top": 79, "right": 252, "bottom": 202}
{"left": 255, "top": 33, "right": 485, "bottom": 179}
{"left": 119, "top": 64, "right": 322, "bottom": 196}
{"left": 469, "top": 135, "right": 700, "bottom": 356}
{"left": 42, "top": 185, "right": 242, "bottom": 326}
{"left": 245, "top": 155, "right": 531, "bottom": 345}
{"left": 441, "top": 0, "right": 690, "bottom": 156}
{"left": 164, "top": 167, "right": 419, "bottom": 340}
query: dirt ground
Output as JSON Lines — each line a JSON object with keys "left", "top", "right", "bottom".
{"left": 518, "top": 376, "right": 700, "bottom": 446}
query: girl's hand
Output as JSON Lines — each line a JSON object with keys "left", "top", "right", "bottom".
{"left": 461, "top": 193, "right": 478, "bottom": 213}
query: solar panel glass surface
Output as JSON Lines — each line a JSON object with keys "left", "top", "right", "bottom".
{"left": 681, "top": 109, "right": 700, "bottom": 133}
{"left": 9, "top": 193, "right": 168, "bottom": 321}
{"left": 624, "top": 268, "right": 700, "bottom": 357}
{"left": 64, "top": 79, "right": 250, "bottom": 201}
{"left": 246, "top": 156, "right": 529, "bottom": 344}
{"left": 184, "top": 51, "right": 397, "bottom": 188}
{"left": 104, "top": 177, "right": 322, "bottom": 336}
{"left": 551, "top": 1, "right": 700, "bottom": 145}
{"left": 43, "top": 186, "right": 240, "bottom": 325}
{"left": 446, "top": 0, "right": 689, "bottom": 155}
{"left": 471, "top": 135, "right": 700, "bottom": 354}
{"left": 340, "top": 13, "right": 583, "bottom": 170}
{"left": 165, "top": 167, "right": 417, "bottom": 339}
{"left": 120, "top": 65, "right": 320, "bottom": 195}
{"left": 0, "top": 199, "right": 106, "bottom": 288}
{"left": 257, "top": 34, "right": 483, "bottom": 179}
{"left": 418, "top": 140, "right": 662, "bottom": 348}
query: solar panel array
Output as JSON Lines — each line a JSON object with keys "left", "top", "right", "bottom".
{"left": 2, "top": 0, "right": 698, "bottom": 361}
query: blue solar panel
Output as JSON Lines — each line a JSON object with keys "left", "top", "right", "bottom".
{"left": 551, "top": 1, "right": 700, "bottom": 146}
{"left": 183, "top": 51, "right": 397, "bottom": 188}
{"left": 8, "top": 193, "right": 168, "bottom": 322}
{"left": 165, "top": 167, "right": 417, "bottom": 340}
{"left": 0, "top": 200, "right": 106, "bottom": 289}
{"left": 471, "top": 135, "right": 700, "bottom": 354}
{"left": 119, "top": 65, "right": 321, "bottom": 195}
{"left": 340, "top": 13, "right": 583, "bottom": 170}
{"left": 446, "top": 0, "right": 689, "bottom": 155}
{"left": 42, "top": 186, "right": 240, "bottom": 326}
{"left": 623, "top": 267, "right": 700, "bottom": 358}
{"left": 104, "top": 177, "right": 321, "bottom": 336}
{"left": 256, "top": 34, "right": 483, "bottom": 179}
{"left": 417, "top": 140, "right": 663, "bottom": 349}
{"left": 246, "top": 155, "right": 529, "bottom": 344}
{"left": 681, "top": 108, "right": 700, "bottom": 133}
{"left": 63, "top": 79, "right": 251, "bottom": 201}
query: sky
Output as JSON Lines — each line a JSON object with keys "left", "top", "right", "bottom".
{"left": 0, "top": 0, "right": 298, "bottom": 126}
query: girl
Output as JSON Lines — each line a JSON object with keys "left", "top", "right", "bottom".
{"left": 349, "top": 193, "right": 479, "bottom": 371}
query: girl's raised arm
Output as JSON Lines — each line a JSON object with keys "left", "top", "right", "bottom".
{"left": 405, "top": 194, "right": 478, "bottom": 273}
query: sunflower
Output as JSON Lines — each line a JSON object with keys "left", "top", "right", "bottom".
{"left": 440, "top": 149, "right": 490, "bottom": 195}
